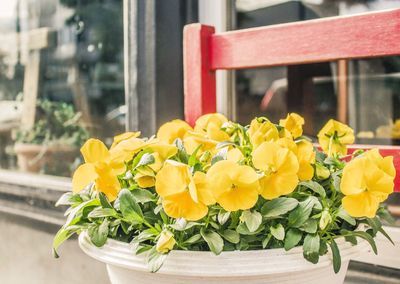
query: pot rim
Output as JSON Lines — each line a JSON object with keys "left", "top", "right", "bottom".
{"left": 78, "top": 232, "right": 368, "bottom": 277}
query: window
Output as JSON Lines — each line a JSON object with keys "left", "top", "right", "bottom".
{"left": 0, "top": 0, "right": 125, "bottom": 177}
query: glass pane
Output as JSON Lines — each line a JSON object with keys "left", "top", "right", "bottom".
{"left": 234, "top": 0, "right": 400, "bottom": 222}
{"left": 0, "top": 0, "right": 124, "bottom": 176}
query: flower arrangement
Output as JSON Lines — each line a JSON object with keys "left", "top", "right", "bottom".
{"left": 53, "top": 113, "right": 395, "bottom": 273}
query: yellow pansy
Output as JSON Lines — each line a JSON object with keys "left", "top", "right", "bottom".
{"left": 279, "top": 113, "right": 305, "bottom": 139}
{"left": 183, "top": 131, "right": 218, "bottom": 155}
{"left": 296, "top": 140, "right": 316, "bottom": 181}
{"left": 109, "top": 136, "right": 154, "bottom": 164}
{"left": 111, "top": 132, "right": 141, "bottom": 149}
{"left": 157, "top": 119, "right": 192, "bottom": 144}
{"left": 227, "top": 147, "right": 244, "bottom": 163}
{"left": 72, "top": 139, "right": 125, "bottom": 201}
{"left": 252, "top": 142, "right": 299, "bottom": 199}
{"left": 364, "top": 148, "right": 396, "bottom": 179}
{"left": 248, "top": 118, "right": 279, "bottom": 149}
{"left": 317, "top": 119, "right": 355, "bottom": 156}
{"left": 156, "top": 230, "right": 176, "bottom": 253}
{"left": 341, "top": 150, "right": 394, "bottom": 218}
{"left": 155, "top": 161, "right": 215, "bottom": 221}
{"left": 207, "top": 160, "right": 260, "bottom": 211}
{"left": 134, "top": 144, "right": 178, "bottom": 188}
{"left": 194, "top": 113, "right": 230, "bottom": 142}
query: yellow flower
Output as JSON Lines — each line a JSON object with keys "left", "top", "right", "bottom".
{"left": 341, "top": 149, "right": 394, "bottom": 218}
{"left": 252, "top": 142, "right": 299, "bottom": 199}
{"left": 317, "top": 119, "right": 354, "bottom": 156}
{"left": 183, "top": 131, "right": 218, "bottom": 155}
{"left": 364, "top": 148, "right": 396, "bottom": 179}
{"left": 227, "top": 148, "right": 244, "bottom": 163}
{"left": 207, "top": 160, "right": 260, "bottom": 211}
{"left": 72, "top": 139, "right": 125, "bottom": 201}
{"left": 248, "top": 118, "right": 279, "bottom": 149}
{"left": 134, "top": 143, "right": 178, "bottom": 188}
{"left": 109, "top": 136, "right": 154, "bottom": 164}
{"left": 194, "top": 113, "right": 230, "bottom": 142}
{"left": 279, "top": 113, "right": 305, "bottom": 139}
{"left": 296, "top": 140, "right": 316, "bottom": 181}
{"left": 157, "top": 119, "right": 192, "bottom": 144}
{"left": 156, "top": 230, "right": 176, "bottom": 253}
{"left": 155, "top": 161, "right": 215, "bottom": 220}
{"left": 111, "top": 132, "right": 141, "bottom": 149}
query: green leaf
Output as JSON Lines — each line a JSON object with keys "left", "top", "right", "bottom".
{"left": 319, "top": 239, "right": 328, "bottom": 255}
{"left": 211, "top": 147, "right": 228, "bottom": 165}
{"left": 341, "top": 230, "right": 377, "bottom": 254}
{"left": 118, "top": 189, "right": 144, "bottom": 224}
{"left": 236, "top": 223, "right": 264, "bottom": 235}
{"left": 378, "top": 227, "right": 395, "bottom": 245}
{"left": 377, "top": 207, "right": 395, "bottom": 225}
{"left": 188, "top": 145, "right": 202, "bottom": 166}
{"left": 88, "top": 207, "right": 117, "bottom": 218}
{"left": 88, "top": 219, "right": 109, "bottom": 247}
{"left": 329, "top": 240, "right": 341, "bottom": 273}
{"left": 99, "top": 192, "right": 113, "bottom": 209}
{"left": 336, "top": 207, "right": 356, "bottom": 226}
{"left": 300, "top": 219, "right": 318, "bottom": 233}
{"left": 200, "top": 229, "right": 224, "bottom": 255}
{"left": 284, "top": 228, "right": 302, "bottom": 251}
{"left": 299, "top": 181, "right": 326, "bottom": 197}
{"left": 218, "top": 211, "right": 230, "bottom": 226}
{"left": 288, "top": 198, "right": 315, "bottom": 228}
{"left": 261, "top": 197, "right": 299, "bottom": 217}
{"left": 220, "top": 229, "right": 240, "bottom": 244}
{"left": 55, "top": 192, "right": 73, "bottom": 207}
{"left": 262, "top": 234, "right": 272, "bottom": 249}
{"left": 131, "top": 189, "right": 156, "bottom": 204}
{"left": 303, "top": 234, "right": 320, "bottom": 264}
{"left": 367, "top": 217, "right": 382, "bottom": 235}
{"left": 240, "top": 210, "right": 262, "bottom": 232}
{"left": 136, "top": 153, "right": 155, "bottom": 168}
{"left": 184, "top": 234, "right": 202, "bottom": 244}
{"left": 65, "top": 199, "right": 101, "bottom": 227}
{"left": 344, "top": 235, "right": 358, "bottom": 245}
{"left": 147, "top": 247, "right": 167, "bottom": 272}
{"left": 270, "top": 224, "right": 285, "bottom": 241}
{"left": 52, "top": 227, "right": 75, "bottom": 258}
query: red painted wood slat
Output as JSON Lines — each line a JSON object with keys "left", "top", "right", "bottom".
{"left": 211, "top": 9, "right": 400, "bottom": 70}
{"left": 183, "top": 24, "right": 216, "bottom": 126}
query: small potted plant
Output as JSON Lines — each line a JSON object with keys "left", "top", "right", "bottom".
{"left": 53, "top": 113, "right": 395, "bottom": 284}
{"left": 14, "top": 99, "right": 88, "bottom": 175}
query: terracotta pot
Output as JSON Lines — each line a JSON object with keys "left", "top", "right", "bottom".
{"left": 14, "top": 143, "right": 78, "bottom": 174}
{"left": 79, "top": 232, "right": 368, "bottom": 284}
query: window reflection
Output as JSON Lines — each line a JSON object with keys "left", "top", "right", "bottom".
{"left": 0, "top": 0, "right": 124, "bottom": 176}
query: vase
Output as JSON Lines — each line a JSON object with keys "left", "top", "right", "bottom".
{"left": 79, "top": 232, "right": 368, "bottom": 284}
{"left": 14, "top": 143, "right": 77, "bottom": 175}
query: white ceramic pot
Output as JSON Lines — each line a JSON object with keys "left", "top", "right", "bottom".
{"left": 79, "top": 232, "right": 368, "bottom": 284}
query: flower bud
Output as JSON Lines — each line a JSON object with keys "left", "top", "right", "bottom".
{"left": 319, "top": 209, "right": 332, "bottom": 230}
{"left": 156, "top": 230, "right": 176, "bottom": 253}
{"left": 315, "top": 163, "right": 330, "bottom": 180}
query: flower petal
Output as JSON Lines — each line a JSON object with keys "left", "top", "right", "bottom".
{"left": 72, "top": 163, "right": 97, "bottom": 193}
{"left": 162, "top": 191, "right": 208, "bottom": 221}
{"left": 342, "top": 192, "right": 379, "bottom": 218}
{"left": 155, "top": 161, "right": 189, "bottom": 198}
{"left": 80, "top": 139, "right": 109, "bottom": 163}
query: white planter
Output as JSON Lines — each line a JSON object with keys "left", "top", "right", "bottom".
{"left": 79, "top": 232, "right": 368, "bottom": 284}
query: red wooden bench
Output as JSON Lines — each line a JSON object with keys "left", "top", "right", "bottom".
{"left": 183, "top": 9, "right": 400, "bottom": 191}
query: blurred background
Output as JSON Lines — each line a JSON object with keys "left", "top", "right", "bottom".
{"left": 0, "top": 0, "right": 399, "bottom": 283}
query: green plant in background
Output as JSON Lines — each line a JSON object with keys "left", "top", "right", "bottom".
{"left": 15, "top": 99, "right": 89, "bottom": 147}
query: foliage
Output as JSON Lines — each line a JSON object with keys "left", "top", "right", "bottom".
{"left": 15, "top": 99, "right": 88, "bottom": 147}
{"left": 54, "top": 113, "right": 395, "bottom": 273}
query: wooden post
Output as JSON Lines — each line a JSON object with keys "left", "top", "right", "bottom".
{"left": 183, "top": 24, "right": 216, "bottom": 126}
{"left": 21, "top": 28, "right": 55, "bottom": 130}
{"left": 337, "top": 59, "right": 348, "bottom": 123}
